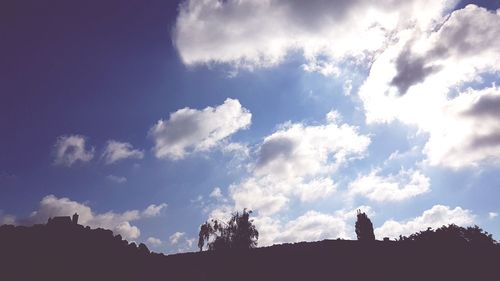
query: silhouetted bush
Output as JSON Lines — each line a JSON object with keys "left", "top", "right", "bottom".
{"left": 355, "top": 210, "right": 375, "bottom": 241}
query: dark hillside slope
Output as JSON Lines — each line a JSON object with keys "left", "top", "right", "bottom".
{"left": 0, "top": 223, "right": 166, "bottom": 280}
{"left": 1, "top": 223, "right": 499, "bottom": 281}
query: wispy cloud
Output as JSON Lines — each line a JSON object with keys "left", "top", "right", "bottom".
{"left": 53, "top": 135, "right": 94, "bottom": 166}
{"left": 106, "top": 175, "right": 127, "bottom": 184}
{"left": 102, "top": 140, "right": 144, "bottom": 164}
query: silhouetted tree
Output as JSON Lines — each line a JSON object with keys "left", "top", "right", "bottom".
{"left": 399, "top": 224, "right": 496, "bottom": 245}
{"left": 198, "top": 209, "right": 259, "bottom": 251}
{"left": 198, "top": 221, "right": 212, "bottom": 251}
{"left": 355, "top": 210, "right": 375, "bottom": 241}
{"left": 228, "top": 209, "right": 259, "bottom": 250}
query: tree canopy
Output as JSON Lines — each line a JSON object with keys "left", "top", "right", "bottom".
{"left": 198, "top": 209, "right": 259, "bottom": 251}
{"left": 398, "top": 224, "right": 496, "bottom": 245}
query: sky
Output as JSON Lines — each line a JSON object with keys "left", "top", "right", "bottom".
{"left": 1, "top": 0, "right": 500, "bottom": 254}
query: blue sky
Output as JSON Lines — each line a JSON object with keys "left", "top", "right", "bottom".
{"left": 1, "top": 0, "right": 500, "bottom": 253}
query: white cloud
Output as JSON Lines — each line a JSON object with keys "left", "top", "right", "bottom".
{"left": 169, "top": 231, "right": 186, "bottom": 245}
{"left": 230, "top": 176, "right": 290, "bottom": 216}
{"left": 303, "top": 61, "right": 340, "bottom": 77}
{"left": 142, "top": 203, "right": 168, "bottom": 218}
{"left": 169, "top": 231, "right": 195, "bottom": 253}
{"left": 254, "top": 118, "right": 370, "bottom": 180}
{"left": 294, "top": 177, "right": 337, "bottom": 203}
{"left": 255, "top": 206, "right": 373, "bottom": 247}
{"left": 106, "top": 174, "right": 127, "bottom": 184}
{"left": 53, "top": 135, "right": 94, "bottom": 166}
{"left": 348, "top": 168, "right": 430, "bottom": 202}
{"left": 102, "top": 140, "right": 144, "bottom": 164}
{"left": 326, "top": 110, "right": 342, "bottom": 123}
{"left": 25, "top": 195, "right": 166, "bottom": 240}
{"left": 375, "top": 205, "right": 475, "bottom": 239}
{"left": 207, "top": 204, "right": 234, "bottom": 223}
{"left": 150, "top": 98, "right": 251, "bottom": 160}
{"left": 489, "top": 212, "right": 498, "bottom": 220}
{"left": 359, "top": 5, "right": 500, "bottom": 168}
{"left": 385, "top": 146, "right": 420, "bottom": 164}
{"left": 209, "top": 187, "right": 223, "bottom": 199}
{"left": 343, "top": 79, "right": 353, "bottom": 96}
{"left": 174, "top": 0, "right": 455, "bottom": 70}
{"left": 229, "top": 112, "right": 370, "bottom": 216}
{"left": 146, "top": 237, "right": 163, "bottom": 247}
{"left": 0, "top": 213, "right": 16, "bottom": 225}
{"left": 221, "top": 142, "right": 250, "bottom": 159}
{"left": 178, "top": 2, "right": 500, "bottom": 169}
{"left": 423, "top": 86, "right": 500, "bottom": 168}
{"left": 273, "top": 211, "right": 351, "bottom": 243}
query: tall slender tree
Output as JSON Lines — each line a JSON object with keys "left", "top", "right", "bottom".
{"left": 355, "top": 210, "right": 375, "bottom": 241}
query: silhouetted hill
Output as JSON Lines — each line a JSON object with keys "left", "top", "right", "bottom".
{"left": 0, "top": 222, "right": 164, "bottom": 280}
{"left": 1, "top": 222, "right": 499, "bottom": 281}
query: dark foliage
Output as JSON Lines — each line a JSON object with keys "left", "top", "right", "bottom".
{"left": 355, "top": 210, "right": 375, "bottom": 241}
{"left": 198, "top": 209, "right": 259, "bottom": 251}
{"left": 1, "top": 219, "right": 500, "bottom": 281}
{"left": 398, "top": 224, "right": 496, "bottom": 245}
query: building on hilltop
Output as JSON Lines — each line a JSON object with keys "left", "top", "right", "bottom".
{"left": 47, "top": 213, "right": 79, "bottom": 226}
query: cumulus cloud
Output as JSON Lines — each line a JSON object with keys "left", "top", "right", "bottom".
{"left": 169, "top": 231, "right": 195, "bottom": 252}
{"left": 375, "top": 205, "right": 475, "bottom": 238}
{"left": 174, "top": 0, "right": 455, "bottom": 71}
{"left": 254, "top": 118, "right": 370, "bottom": 180}
{"left": 349, "top": 168, "right": 430, "bottom": 202}
{"left": 106, "top": 175, "right": 127, "bottom": 184}
{"left": 229, "top": 112, "right": 370, "bottom": 215}
{"left": 230, "top": 177, "right": 290, "bottom": 216}
{"left": 489, "top": 212, "right": 498, "bottom": 220}
{"left": 24, "top": 195, "right": 167, "bottom": 240}
{"left": 177, "top": 2, "right": 500, "bottom": 169}
{"left": 359, "top": 5, "right": 500, "bottom": 168}
{"left": 255, "top": 206, "right": 373, "bottom": 246}
{"left": 175, "top": 1, "right": 500, "bottom": 171}
{"left": 146, "top": 237, "right": 162, "bottom": 247}
{"left": 150, "top": 98, "right": 251, "bottom": 160}
{"left": 424, "top": 86, "right": 500, "bottom": 168}
{"left": 53, "top": 135, "right": 94, "bottom": 166}
{"left": 102, "top": 140, "right": 144, "bottom": 164}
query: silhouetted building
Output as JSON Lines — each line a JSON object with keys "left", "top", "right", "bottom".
{"left": 47, "top": 213, "right": 79, "bottom": 226}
